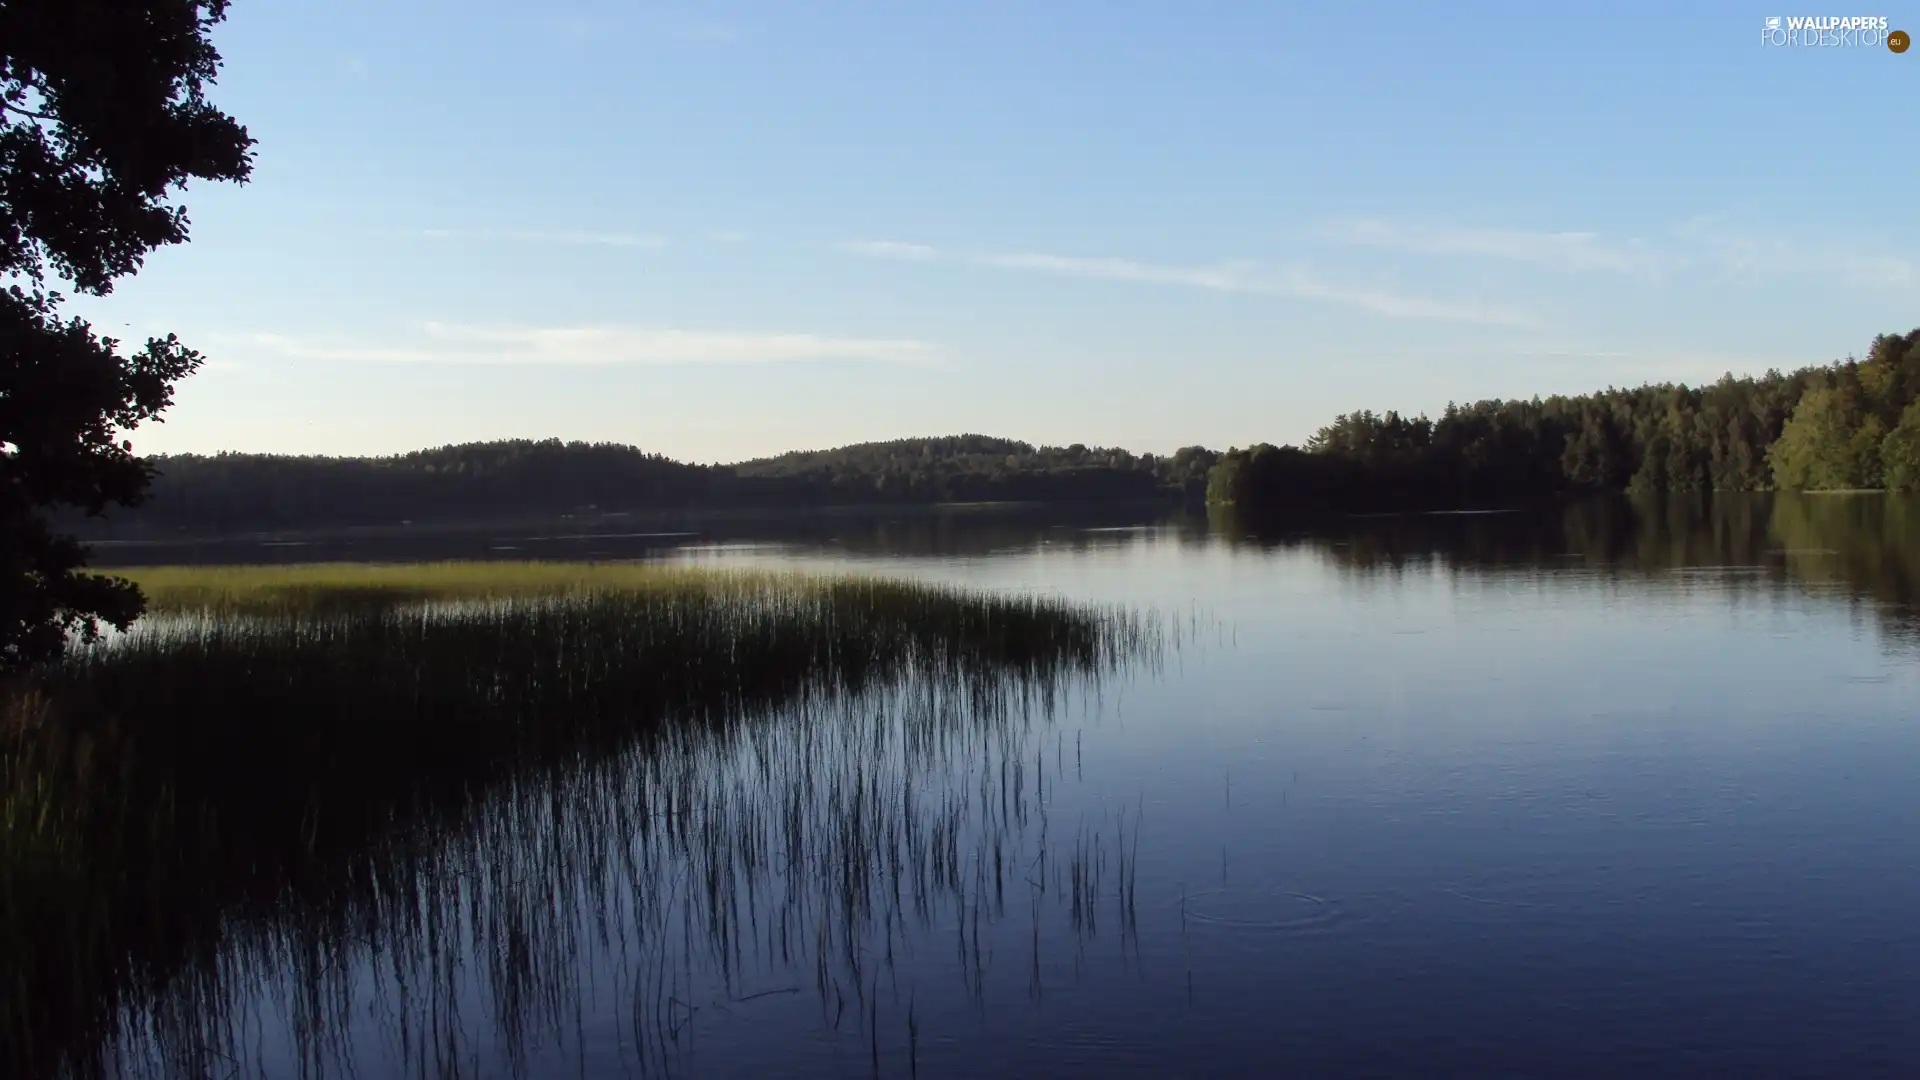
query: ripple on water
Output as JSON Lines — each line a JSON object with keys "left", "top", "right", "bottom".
{"left": 1175, "top": 887, "right": 1349, "bottom": 934}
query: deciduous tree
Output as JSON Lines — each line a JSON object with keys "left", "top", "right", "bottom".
{"left": 1, "top": 0, "right": 253, "bottom": 668}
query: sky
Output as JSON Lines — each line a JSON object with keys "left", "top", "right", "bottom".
{"left": 76, "top": 1, "right": 1920, "bottom": 464}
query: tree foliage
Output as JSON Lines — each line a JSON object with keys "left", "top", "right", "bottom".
{"left": 1, "top": 0, "right": 253, "bottom": 667}
{"left": 1879, "top": 400, "right": 1920, "bottom": 494}
{"left": 73, "top": 437, "right": 1217, "bottom": 534}
{"left": 732, "top": 435, "right": 1212, "bottom": 506}
{"left": 1211, "top": 329, "right": 1920, "bottom": 516}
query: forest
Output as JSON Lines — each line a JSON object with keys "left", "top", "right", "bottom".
{"left": 733, "top": 435, "right": 1218, "bottom": 505}
{"left": 69, "top": 437, "right": 1218, "bottom": 534}
{"left": 1208, "top": 328, "right": 1920, "bottom": 515}
{"left": 61, "top": 328, "right": 1920, "bottom": 535}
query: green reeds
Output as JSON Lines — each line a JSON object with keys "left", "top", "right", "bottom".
{"left": 2, "top": 563, "right": 1160, "bottom": 1079}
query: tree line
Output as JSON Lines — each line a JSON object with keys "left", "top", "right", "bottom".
{"left": 1207, "top": 328, "right": 1920, "bottom": 515}
{"left": 75, "top": 328, "right": 1920, "bottom": 535}
{"left": 67, "top": 437, "right": 1221, "bottom": 534}
{"left": 732, "top": 435, "right": 1218, "bottom": 506}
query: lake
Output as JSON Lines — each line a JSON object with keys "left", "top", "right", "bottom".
{"left": 33, "top": 495, "right": 1920, "bottom": 1077}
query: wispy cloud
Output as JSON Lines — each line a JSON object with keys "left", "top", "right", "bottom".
{"left": 1318, "top": 219, "right": 1667, "bottom": 275}
{"left": 243, "top": 324, "right": 938, "bottom": 366}
{"left": 706, "top": 228, "right": 751, "bottom": 244}
{"left": 1322, "top": 216, "right": 1915, "bottom": 289}
{"left": 1674, "top": 218, "right": 1915, "bottom": 288}
{"left": 419, "top": 228, "right": 668, "bottom": 249}
{"left": 1258, "top": 266, "right": 1536, "bottom": 326}
{"left": 839, "top": 239, "right": 941, "bottom": 260}
{"left": 975, "top": 251, "right": 1257, "bottom": 290}
{"left": 840, "top": 240, "right": 1536, "bottom": 326}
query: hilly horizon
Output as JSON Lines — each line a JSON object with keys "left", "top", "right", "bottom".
{"left": 69, "top": 325, "right": 1919, "bottom": 538}
{"left": 142, "top": 326, "right": 1912, "bottom": 468}
{"left": 135, "top": 334, "right": 1894, "bottom": 470}
{"left": 148, "top": 432, "right": 1165, "bottom": 470}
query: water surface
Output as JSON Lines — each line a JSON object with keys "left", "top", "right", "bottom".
{"left": 79, "top": 496, "right": 1920, "bottom": 1077}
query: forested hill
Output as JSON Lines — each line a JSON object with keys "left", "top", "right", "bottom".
{"left": 58, "top": 327, "right": 1920, "bottom": 535}
{"left": 732, "top": 435, "right": 1219, "bottom": 504}
{"left": 1209, "top": 328, "right": 1920, "bottom": 514}
{"left": 74, "top": 437, "right": 1216, "bottom": 534}
{"left": 115, "top": 440, "right": 724, "bottom": 533}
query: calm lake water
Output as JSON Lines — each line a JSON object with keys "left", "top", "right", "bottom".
{"left": 85, "top": 496, "right": 1920, "bottom": 1077}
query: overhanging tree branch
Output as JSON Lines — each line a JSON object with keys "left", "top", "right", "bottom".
{"left": 0, "top": 0, "right": 254, "bottom": 669}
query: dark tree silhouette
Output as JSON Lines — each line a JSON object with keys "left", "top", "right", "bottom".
{"left": 55, "top": 436, "right": 1208, "bottom": 535}
{"left": 1, "top": 0, "right": 253, "bottom": 667}
{"left": 1209, "top": 329, "right": 1920, "bottom": 517}
{"left": 53, "top": 333, "right": 1920, "bottom": 539}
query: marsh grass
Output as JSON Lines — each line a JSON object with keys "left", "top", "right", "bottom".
{"left": 121, "top": 560, "right": 804, "bottom": 614}
{"left": 2, "top": 562, "right": 1161, "bottom": 1079}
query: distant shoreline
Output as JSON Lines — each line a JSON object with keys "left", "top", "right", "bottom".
{"left": 73, "top": 497, "right": 1177, "bottom": 548}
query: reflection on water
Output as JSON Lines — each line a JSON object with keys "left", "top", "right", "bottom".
{"left": 1217, "top": 494, "right": 1920, "bottom": 655}
{"left": 4, "top": 580, "right": 1156, "bottom": 1080}
{"left": 112, "top": 669, "right": 1149, "bottom": 1080}
{"left": 25, "top": 494, "right": 1920, "bottom": 1077}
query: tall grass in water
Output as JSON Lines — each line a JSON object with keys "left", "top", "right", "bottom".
{"left": 0, "top": 563, "right": 1161, "bottom": 1079}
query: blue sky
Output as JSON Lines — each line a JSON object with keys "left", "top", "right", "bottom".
{"left": 83, "top": 1, "right": 1920, "bottom": 463}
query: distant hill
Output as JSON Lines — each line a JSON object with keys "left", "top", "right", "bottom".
{"left": 731, "top": 434, "right": 1218, "bottom": 506}
{"left": 50, "top": 328, "right": 1920, "bottom": 539}
{"left": 63, "top": 436, "right": 1216, "bottom": 536}
{"left": 92, "top": 439, "right": 724, "bottom": 534}
{"left": 733, "top": 434, "right": 1042, "bottom": 472}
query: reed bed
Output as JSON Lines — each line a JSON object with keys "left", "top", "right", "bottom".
{"left": 1, "top": 562, "right": 1162, "bottom": 1080}
{"left": 122, "top": 561, "right": 808, "bottom": 614}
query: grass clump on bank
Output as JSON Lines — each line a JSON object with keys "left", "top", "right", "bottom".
{"left": 2, "top": 562, "right": 1156, "bottom": 1080}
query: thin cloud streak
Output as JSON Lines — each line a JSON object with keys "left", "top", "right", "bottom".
{"left": 842, "top": 241, "right": 1536, "bottom": 326}
{"left": 839, "top": 239, "right": 941, "bottom": 260}
{"left": 1319, "top": 219, "right": 1666, "bottom": 274}
{"left": 1325, "top": 216, "right": 1915, "bottom": 289}
{"left": 1673, "top": 218, "right": 1915, "bottom": 288}
{"left": 977, "top": 251, "right": 1536, "bottom": 326}
{"left": 1261, "top": 266, "right": 1536, "bottom": 326}
{"left": 975, "top": 252, "right": 1255, "bottom": 290}
{"left": 244, "top": 324, "right": 939, "bottom": 366}
{"left": 419, "top": 228, "right": 669, "bottom": 249}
